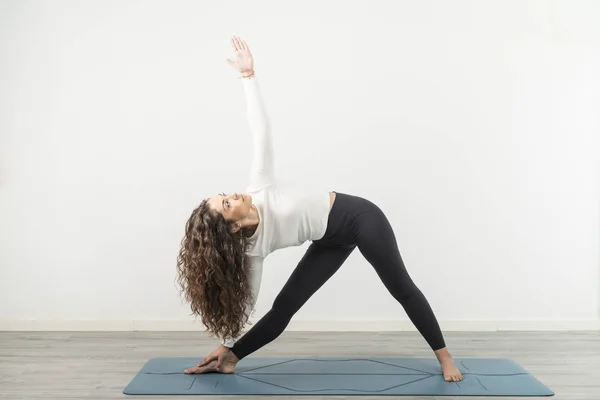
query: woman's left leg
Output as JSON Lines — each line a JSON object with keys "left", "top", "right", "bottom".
{"left": 354, "top": 203, "right": 464, "bottom": 382}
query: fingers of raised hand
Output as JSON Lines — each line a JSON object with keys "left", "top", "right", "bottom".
{"left": 233, "top": 35, "right": 242, "bottom": 50}
{"left": 231, "top": 35, "right": 248, "bottom": 52}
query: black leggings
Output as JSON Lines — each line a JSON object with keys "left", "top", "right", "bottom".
{"left": 230, "top": 191, "right": 446, "bottom": 360}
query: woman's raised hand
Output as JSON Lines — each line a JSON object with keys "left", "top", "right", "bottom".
{"left": 225, "top": 35, "right": 254, "bottom": 75}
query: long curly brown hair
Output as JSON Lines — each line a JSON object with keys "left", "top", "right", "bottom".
{"left": 176, "top": 198, "right": 254, "bottom": 341}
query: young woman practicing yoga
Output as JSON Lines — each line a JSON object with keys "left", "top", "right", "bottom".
{"left": 176, "top": 35, "right": 463, "bottom": 382}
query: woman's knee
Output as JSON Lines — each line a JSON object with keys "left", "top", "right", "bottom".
{"left": 271, "top": 295, "right": 300, "bottom": 319}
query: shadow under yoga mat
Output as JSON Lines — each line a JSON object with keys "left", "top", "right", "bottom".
{"left": 123, "top": 357, "right": 554, "bottom": 396}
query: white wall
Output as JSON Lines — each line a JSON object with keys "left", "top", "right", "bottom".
{"left": 1, "top": 0, "right": 599, "bottom": 331}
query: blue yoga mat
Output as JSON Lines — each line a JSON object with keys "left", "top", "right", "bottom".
{"left": 123, "top": 357, "right": 554, "bottom": 396}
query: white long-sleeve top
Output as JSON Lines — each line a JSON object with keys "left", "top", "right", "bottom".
{"left": 221, "top": 76, "right": 331, "bottom": 347}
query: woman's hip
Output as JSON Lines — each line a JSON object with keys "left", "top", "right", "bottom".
{"left": 313, "top": 191, "right": 381, "bottom": 247}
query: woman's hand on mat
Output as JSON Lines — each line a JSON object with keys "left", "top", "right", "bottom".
{"left": 184, "top": 344, "right": 239, "bottom": 374}
{"left": 225, "top": 35, "right": 254, "bottom": 75}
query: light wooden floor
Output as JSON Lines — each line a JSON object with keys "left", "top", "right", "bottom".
{"left": 0, "top": 330, "right": 598, "bottom": 399}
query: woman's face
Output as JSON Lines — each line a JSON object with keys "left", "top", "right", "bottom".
{"left": 207, "top": 192, "right": 252, "bottom": 222}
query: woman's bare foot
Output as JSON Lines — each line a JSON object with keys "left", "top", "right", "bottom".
{"left": 184, "top": 346, "right": 239, "bottom": 374}
{"left": 434, "top": 347, "right": 464, "bottom": 382}
{"left": 440, "top": 358, "right": 463, "bottom": 381}
{"left": 185, "top": 358, "right": 236, "bottom": 374}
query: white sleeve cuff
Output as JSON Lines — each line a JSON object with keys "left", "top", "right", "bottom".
{"left": 221, "top": 337, "right": 236, "bottom": 348}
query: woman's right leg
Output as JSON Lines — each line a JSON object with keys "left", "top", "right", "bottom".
{"left": 230, "top": 242, "right": 356, "bottom": 360}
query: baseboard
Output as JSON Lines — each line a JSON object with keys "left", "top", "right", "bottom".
{"left": 0, "top": 319, "right": 598, "bottom": 331}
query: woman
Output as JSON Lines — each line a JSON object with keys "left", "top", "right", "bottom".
{"left": 176, "top": 35, "right": 463, "bottom": 382}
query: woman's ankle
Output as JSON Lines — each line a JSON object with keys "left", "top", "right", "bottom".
{"left": 228, "top": 348, "right": 240, "bottom": 363}
{"left": 434, "top": 347, "right": 453, "bottom": 362}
